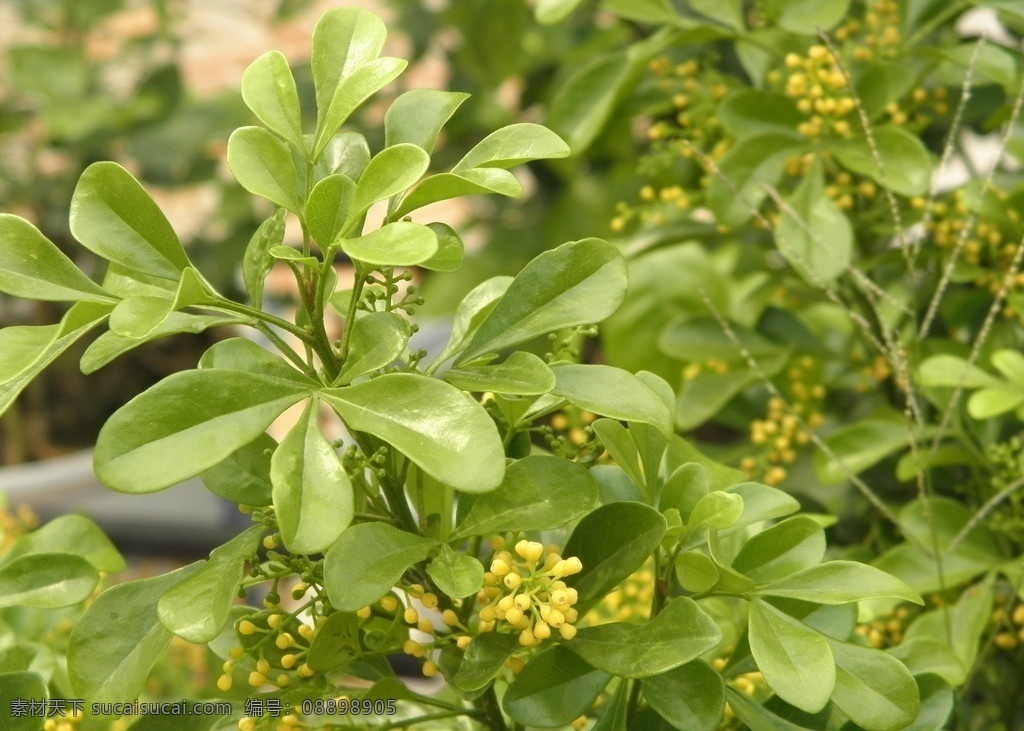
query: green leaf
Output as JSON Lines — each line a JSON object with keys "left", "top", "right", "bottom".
{"left": 427, "top": 545, "right": 484, "bottom": 598}
{"left": 0, "top": 553, "right": 98, "bottom": 609}
{"left": 732, "top": 516, "right": 826, "bottom": 584}
{"left": 2, "top": 515, "right": 124, "bottom": 574}
{"left": 504, "top": 645, "right": 611, "bottom": 727}
{"left": 307, "top": 612, "right": 362, "bottom": 672}
{"left": 829, "top": 639, "right": 919, "bottom": 730}
{"left": 592, "top": 419, "right": 645, "bottom": 492}
{"left": 393, "top": 168, "right": 524, "bottom": 218}
{"left": 603, "top": 0, "right": 682, "bottom": 24}
{"left": 431, "top": 276, "right": 512, "bottom": 368}
{"left": 452, "top": 633, "right": 520, "bottom": 692}
{"left": 773, "top": 0, "right": 851, "bottom": 33}
{"left": 659, "top": 317, "right": 787, "bottom": 363}
{"left": 69, "top": 564, "right": 201, "bottom": 702}
{"left": 675, "top": 364, "right": 782, "bottom": 430}
{"left": 898, "top": 497, "right": 1001, "bottom": 560}
{"left": 661, "top": 463, "right": 709, "bottom": 520}
{"left": 718, "top": 90, "right": 802, "bottom": 139}
{"left": 227, "top": 126, "right": 302, "bottom": 212}
{"left": 813, "top": 418, "right": 910, "bottom": 485}
{"left": 856, "top": 62, "right": 916, "bottom": 119}
{"left": 323, "top": 522, "right": 437, "bottom": 611}
{"left": 758, "top": 561, "right": 923, "bottom": 604}
{"left": 311, "top": 7, "right": 387, "bottom": 114}
{"left": 707, "top": 132, "right": 805, "bottom": 226}
{"left": 200, "top": 432, "right": 276, "bottom": 507}
{"left": 271, "top": 399, "right": 353, "bottom": 554}
{"left": 453, "top": 123, "right": 569, "bottom": 171}
{"left": 241, "top": 50, "right": 303, "bottom": 148}
{"left": 0, "top": 214, "right": 112, "bottom": 302}
{"left": 306, "top": 174, "right": 355, "bottom": 246}
{"left": 0, "top": 301, "right": 112, "bottom": 416}
{"left": 321, "top": 373, "right": 505, "bottom": 493}
{"left": 775, "top": 158, "right": 853, "bottom": 283}
{"left": 157, "top": 525, "right": 263, "bottom": 643}
{"left": 445, "top": 350, "right": 555, "bottom": 395}
{"left": 534, "top": 0, "right": 587, "bottom": 23}
{"left": 748, "top": 598, "right": 834, "bottom": 713}
{"left": 886, "top": 639, "right": 965, "bottom": 687}
{"left": 967, "top": 387, "right": 1024, "bottom": 419}
{"left": 991, "top": 349, "right": 1024, "bottom": 386}
{"left": 94, "top": 369, "right": 310, "bottom": 493}
{"left": 244, "top": 208, "right": 287, "bottom": 306}
{"left": 563, "top": 502, "right": 666, "bottom": 613}
{"left": 315, "top": 57, "right": 407, "bottom": 160}
{"left": 339, "top": 221, "right": 438, "bottom": 266}
{"left": 725, "top": 686, "right": 820, "bottom": 730}
{"left": 552, "top": 364, "right": 674, "bottom": 436}
{"left": 348, "top": 143, "right": 430, "bottom": 228}
{"left": 315, "top": 131, "right": 371, "bottom": 182}
{"left": 917, "top": 354, "right": 1002, "bottom": 389}
{"left": 197, "top": 337, "right": 313, "bottom": 386}
{"left": 0, "top": 671, "right": 48, "bottom": 731}
{"left": 830, "top": 126, "right": 932, "bottom": 197}
{"left": 722, "top": 482, "right": 794, "bottom": 526}
{"left": 420, "top": 222, "right": 465, "bottom": 272}
{"left": 384, "top": 89, "right": 469, "bottom": 154}
{"left": 642, "top": 660, "right": 725, "bottom": 731}
{"left": 568, "top": 597, "right": 721, "bottom": 678}
{"left": 689, "top": 0, "right": 744, "bottom": 27}
{"left": 686, "top": 490, "right": 743, "bottom": 533}
{"left": 335, "top": 312, "right": 410, "bottom": 384}
{"left": 452, "top": 455, "right": 599, "bottom": 539}
{"left": 70, "top": 161, "right": 190, "bottom": 280}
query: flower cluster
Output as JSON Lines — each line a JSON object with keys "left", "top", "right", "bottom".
{"left": 585, "top": 559, "right": 655, "bottom": 624}
{"left": 476, "top": 540, "right": 582, "bottom": 647}
{"left": 777, "top": 44, "right": 856, "bottom": 140}
{"left": 219, "top": 608, "right": 319, "bottom": 693}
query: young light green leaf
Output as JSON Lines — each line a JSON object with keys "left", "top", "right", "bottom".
{"left": 675, "top": 551, "right": 721, "bottom": 593}
{"left": 563, "top": 502, "right": 666, "bottom": 613}
{"left": 430, "top": 276, "right": 512, "bottom": 368}
{"left": 725, "top": 481, "right": 801, "bottom": 529}
{"left": 70, "top": 161, "right": 191, "bottom": 280}
{"left": 2, "top": 515, "right": 125, "bottom": 574}
{"left": 568, "top": 597, "right": 722, "bottom": 678}
{"left": 420, "top": 222, "right": 465, "bottom": 272}
{"left": 339, "top": 221, "right": 438, "bottom": 266}
{"left": 243, "top": 208, "right": 287, "bottom": 306}
{"left": 758, "top": 561, "right": 923, "bottom": 604}
{"left": 321, "top": 373, "right": 505, "bottom": 493}
{"left": 452, "top": 123, "right": 569, "bottom": 171}
{"left": 384, "top": 89, "right": 469, "bottom": 153}
{"left": 917, "top": 353, "right": 1003, "bottom": 389}
{"left": 197, "top": 337, "right": 314, "bottom": 386}
{"left": 200, "top": 432, "right": 276, "bottom": 507}
{"left": 227, "top": 126, "right": 303, "bottom": 213}
{"left": 0, "top": 553, "right": 98, "bottom": 609}
{"left": 86, "top": 315, "right": 245, "bottom": 375}
{"left": 732, "top": 516, "right": 826, "bottom": 584}
{"left": 748, "top": 598, "right": 835, "bottom": 713}
{"left": 348, "top": 143, "right": 430, "bottom": 227}
{"left": 335, "top": 312, "right": 410, "bottom": 385}
{"left": 829, "top": 639, "right": 920, "bottom": 731}
{"left": 686, "top": 490, "right": 743, "bottom": 533}
{"left": 831, "top": 126, "right": 932, "bottom": 197}
{"left": 323, "top": 522, "right": 437, "bottom": 611}
{"left": 241, "top": 50, "right": 303, "bottom": 148}
{"left": 534, "top": 0, "right": 587, "bottom": 23}
{"left": 991, "top": 349, "right": 1024, "bottom": 386}
{"left": 553, "top": 364, "right": 674, "bottom": 437}
{"left": 457, "top": 239, "right": 627, "bottom": 364}
{"left": 504, "top": 645, "right": 611, "bottom": 727}
{"left": 426, "top": 545, "right": 484, "bottom": 598}
{"left": 68, "top": 564, "right": 201, "bottom": 703}
{"left": 967, "top": 387, "right": 1024, "bottom": 419}
{"left": 444, "top": 350, "right": 555, "bottom": 395}
{"left": 0, "top": 214, "right": 112, "bottom": 302}
{"left": 315, "top": 131, "right": 371, "bottom": 182}
{"left": 271, "top": 399, "right": 354, "bottom": 554}
{"left": 157, "top": 525, "right": 264, "bottom": 643}
{"left": 393, "top": 168, "right": 524, "bottom": 218}
{"left": 642, "top": 660, "right": 725, "bottom": 731}
{"left": 452, "top": 455, "right": 599, "bottom": 539}
{"left": 306, "top": 174, "right": 355, "bottom": 245}
{"left": 813, "top": 418, "right": 910, "bottom": 485}
{"left": 94, "top": 369, "right": 310, "bottom": 493}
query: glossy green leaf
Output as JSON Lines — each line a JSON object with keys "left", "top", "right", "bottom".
{"left": 94, "top": 369, "right": 310, "bottom": 493}
{"left": 157, "top": 525, "right": 263, "bottom": 643}
{"left": 323, "top": 522, "right": 437, "bottom": 611}
{"left": 339, "top": 221, "right": 438, "bottom": 266}
{"left": 427, "top": 545, "right": 484, "bottom": 598}
{"left": 2, "top": 515, "right": 124, "bottom": 574}
{"left": 733, "top": 516, "right": 826, "bottom": 584}
{"left": 748, "top": 598, "right": 834, "bottom": 713}
{"left": 315, "top": 131, "right": 372, "bottom": 182}
{"left": 725, "top": 686, "right": 819, "bottom": 731}
{"left": 0, "top": 214, "right": 111, "bottom": 302}
{"left": 0, "top": 671, "right": 48, "bottom": 731}
{"left": 552, "top": 364, "right": 674, "bottom": 436}
{"left": 686, "top": 490, "right": 743, "bottom": 533}
{"left": 453, "top": 456, "right": 599, "bottom": 539}
{"left": 0, "top": 553, "right": 98, "bottom": 608}
{"left": 69, "top": 565, "right": 200, "bottom": 702}
{"left": 445, "top": 350, "right": 555, "bottom": 395}
{"left": 707, "top": 132, "right": 805, "bottom": 226}
{"left": 452, "top": 633, "right": 520, "bottom": 692}
{"left": 384, "top": 89, "right": 469, "bottom": 153}
{"left": 335, "top": 312, "right": 410, "bottom": 384}
{"left": 321, "top": 373, "right": 505, "bottom": 493}
{"left": 316, "top": 57, "right": 407, "bottom": 160}
{"left": 70, "top": 162, "right": 190, "bottom": 280}
{"left": 0, "top": 301, "right": 112, "bottom": 416}
{"left": 592, "top": 419, "right": 645, "bottom": 492}
{"left": 967, "top": 387, "right": 1024, "bottom": 418}
{"left": 917, "top": 354, "right": 1002, "bottom": 389}
{"left": 306, "top": 174, "right": 355, "bottom": 245}
{"left": 829, "top": 639, "right": 919, "bottom": 730}
{"left": 718, "top": 90, "right": 802, "bottom": 139}
{"left": 758, "top": 561, "right": 922, "bottom": 604}
{"left": 831, "top": 126, "right": 932, "bottom": 197}
{"left": 307, "top": 612, "right": 361, "bottom": 671}
{"left": 563, "top": 502, "right": 666, "bottom": 613}
{"left": 453, "top": 123, "right": 569, "bottom": 171}
{"left": 420, "top": 222, "right": 465, "bottom": 272}
{"left": 271, "top": 400, "right": 353, "bottom": 554}
{"left": 724, "top": 482, "right": 799, "bottom": 530}
{"left": 568, "top": 597, "right": 721, "bottom": 678}
{"left": 348, "top": 143, "right": 430, "bottom": 226}
{"left": 661, "top": 463, "right": 709, "bottom": 520}
{"left": 394, "top": 168, "right": 524, "bottom": 218}
{"left": 775, "top": 159, "right": 853, "bottom": 283}
{"left": 591, "top": 677, "right": 630, "bottom": 731}
{"left": 990, "top": 348, "right": 1024, "bottom": 385}
{"left": 813, "top": 418, "right": 910, "bottom": 484}
{"left": 534, "top": 0, "right": 587, "bottom": 23}
{"left": 197, "top": 337, "right": 313, "bottom": 386}
{"left": 431, "top": 276, "right": 512, "bottom": 368}
{"left": 675, "top": 551, "right": 721, "bottom": 593}
{"left": 642, "top": 660, "right": 725, "bottom": 731}
{"left": 241, "top": 50, "right": 303, "bottom": 147}
{"left": 311, "top": 7, "right": 387, "bottom": 114}
{"left": 242, "top": 208, "right": 286, "bottom": 306}
{"left": 504, "top": 645, "right": 611, "bottom": 727}
{"left": 227, "top": 126, "right": 302, "bottom": 212}
{"left": 200, "top": 432, "right": 276, "bottom": 507}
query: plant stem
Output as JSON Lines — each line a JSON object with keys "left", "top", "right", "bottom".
{"left": 338, "top": 263, "right": 368, "bottom": 364}
{"left": 477, "top": 686, "right": 508, "bottom": 731}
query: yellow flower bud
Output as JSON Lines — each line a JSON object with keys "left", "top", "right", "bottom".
{"left": 533, "top": 621, "right": 551, "bottom": 640}
{"left": 421, "top": 593, "right": 439, "bottom": 609}
{"left": 403, "top": 639, "right": 423, "bottom": 656}
{"left": 238, "top": 620, "right": 258, "bottom": 635}
{"left": 256, "top": 658, "right": 271, "bottom": 675}
{"left": 217, "top": 675, "right": 233, "bottom": 692}
{"left": 513, "top": 594, "right": 531, "bottom": 611}
{"left": 404, "top": 607, "right": 419, "bottom": 624}
{"left": 297, "top": 623, "right": 314, "bottom": 640}
{"left": 479, "top": 605, "right": 496, "bottom": 622}
{"left": 298, "top": 663, "right": 315, "bottom": 678}
{"left": 491, "top": 559, "right": 512, "bottom": 577}
{"left": 559, "top": 624, "right": 578, "bottom": 640}
{"left": 280, "top": 654, "right": 297, "bottom": 669}
{"left": 276, "top": 632, "right": 295, "bottom": 649}
{"left": 417, "top": 618, "right": 434, "bottom": 634}
{"left": 229, "top": 646, "right": 245, "bottom": 659}
{"left": 380, "top": 594, "right": 399, "bottom": 612}
{"left": 442, "top": 609, "right": 460, "bottom": 626}
{"left": 505, "top": 607, "right": 525, "bottom": 626}
{"left": 504, "top": 572, "right": 523, "bottom": 590}
{"left": 519, "top": 628, "right": 538, "bottom": 647}
{"left": 563, "top": 557, "right": 583, "bottom": 575}
{"left": 356, "top": 606, "right": 372, "bottom": 619}
{"left": 248, "top": 671, "right": 267, "bottom": 687}
{"left": 423, "top": 660, "right": 438, "bottom": 677}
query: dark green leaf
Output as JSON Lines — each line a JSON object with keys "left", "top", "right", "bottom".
{"left": 813, "top": 419, "right": 910, "bottom": 484}
{"left": 426, "top": 545, "right": 484, "bottom": 598}
{"left": 307, "top": 612, "right": 361, "bottom": 671}
{"left": 200, "top": 432, "right": 276, "bottom": 507}
{"left": 504, "top": 645, "right": 610, "bottom": 727}
{"left": 452, "top": 633, "right": 520, "bottom": 692}
{"left": 707, "top": 133, "right": 805, "bottom": 226}
{"left": 0, "top": 672, "right": 48, "bottom": 731}
{"left": 642, "top": 660, "right": 725, "bottom": 731}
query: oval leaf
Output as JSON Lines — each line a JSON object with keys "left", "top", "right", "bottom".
{"left": 642, "top": 660, "right": 725, "bottom": 731}
{"left": 829, "top": 639, "right": 920, "bottom": 730}
{"left": 0, "top": 553, "right": 98, "bottom": 609}
{"left": 385, "top": 89, "right": 469, "bottom": 154}
{"left": 200, "top": 432, "right": 276, "bottom": 507}
{"left": 445, "top": 350, "right": 555, "bottom": 395}
{"left": 426, "top": 545, "right": 484, "bottom": 598}
{"left": 504, "top": 645, "right": 610, "bottom": 727}
{"left": 552, "top": 364, "right": 674, "bottom": 436}
{"left": 453, "top": 123, "right": 569, "bottom": 171}
{"left": 241, "top": 50, "right": 303, "bottom": 147}
{"left": 335, "top": 312, "right": 411, "bottom": 384}
{"left": 732, "top": 516, "right": 826, "bottom": 584}
{"left": 0, "top": 671, "right": 48, "bottom": 731}
{"left": 227, "top": 126, "right": 302, "bottom": 212}
{"left": 348, "top": 143, "right": 430, "bottom": 226}
{"left": 394, "top": 168, "right": 524, "bottom": 218}
{"left": 306, "top": 174, "right": 356, "bottom": 246}
{"left": 831, "top": 126, "right": 932, "bottom": 197}
{"left": 3, "top": 515, "right": 125, "bottom": 574}
{"left": 339, "top": 221, "right": 438, "bottom": 266}
{"left": 758, "top": 561, "right": 923, "bottom": 605}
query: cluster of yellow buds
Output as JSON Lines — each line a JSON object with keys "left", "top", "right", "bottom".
{"left": 840, "top": 0, "right": 901, "bottom": 61}
{"left": 390, "top": 584, "right": 463, "bottom": 678}
{"left": 42, "top": 708, "right": 83, "bottom": 731}
{"left": 855, "top": 606, "right": 914, "bottom": 648}
{"left": 476, "top": 540, "right": 582, "bottom": 647}
{"left": 682, "top": 358, "right": 731, "bottom": 381}
{"left": 219, "top": 609, "right": 319, "bottom": 692}
{"left": 991, "top": 599, "right": 1024, "bottom": 650}
{"left": 585, "top": 559, "right": 654, "bottom": 625}
{"left": 237, "top": 713, "right": 302, "bottom": 731}
{"left": 0, "top": 501, "right": 37, "bottom": 553}
{"left": 776, "top": 45, "right": 856, "bottom": 140}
